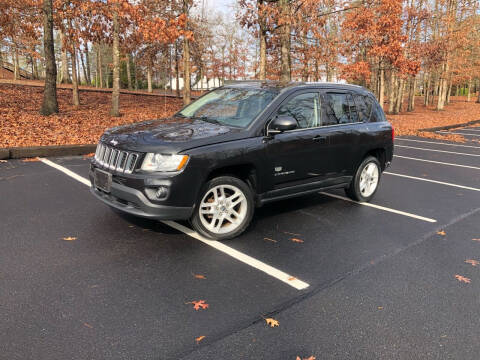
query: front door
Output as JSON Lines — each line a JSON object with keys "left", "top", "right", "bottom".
{"left": 264, "top": 91, "right": 323, "bottom": 188}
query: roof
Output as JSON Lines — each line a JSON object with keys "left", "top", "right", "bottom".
{"left": 222, "top": 80, "right": 369, "bottom": 94}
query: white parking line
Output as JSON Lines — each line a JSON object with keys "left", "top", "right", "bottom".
{"left": 39, "top": 158, "right": 310, "bottom": 291}
{"left": 395, "top": 138, "right": 480, "bottom": 149}
{"left": 319, "top": 192, "right": 437, "bottom": 223}
{"left": 384, "top": 172, "right": 480, "bottom": 192}
{"left": 461, "top": 128, "right": 480, "bottom": 132}
{"left": 437, "top": 131, "right": 480, "bottom": 137}
{"left": 395, "top": 145, "right": 480, "bottom": 157}
{"left": 394, "top": 155, "right": 480, "bottom": 170}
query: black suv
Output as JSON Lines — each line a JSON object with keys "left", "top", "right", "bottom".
{"left": 90, "top": 82, "right": 393, "bottom": 240}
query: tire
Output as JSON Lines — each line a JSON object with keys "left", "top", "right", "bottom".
{"left": 191, "top": 176, "right": 254, "bottom": 240}
{"left": 345, "top": 156, "right": 381, "bottom": 202}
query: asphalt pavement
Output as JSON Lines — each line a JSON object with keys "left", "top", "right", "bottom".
{"left": 0, "top": 129, "right": 479, "bottom": 360}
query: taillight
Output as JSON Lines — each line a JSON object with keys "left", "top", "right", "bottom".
{"left": 391, "top": 127, "right": 395, "bottom": 141}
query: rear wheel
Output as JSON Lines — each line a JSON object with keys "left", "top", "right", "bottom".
{"left": 191, "top": 176, "right": 254, "bottom": 240}
{"left": 345, "top": 156, "right": 381, "bottom": 202}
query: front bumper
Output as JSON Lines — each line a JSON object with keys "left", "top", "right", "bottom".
{"left": 89, "top": 166, "right": 195, "bottom": 220}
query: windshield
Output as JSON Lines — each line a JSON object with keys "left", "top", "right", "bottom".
{"left": 177, "top": 88, "right": 277, "bottom": 128}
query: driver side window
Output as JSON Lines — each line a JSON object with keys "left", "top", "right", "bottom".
{"left": 276, "top": 92, "right": 320, "bottom": 129}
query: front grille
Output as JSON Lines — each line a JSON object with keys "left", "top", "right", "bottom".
{"left": 94, "top": 142, "right": 140, "bottom": 174}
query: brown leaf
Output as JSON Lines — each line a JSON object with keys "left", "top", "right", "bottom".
{"left": 264, "top": 237, "right": 278, "bottom": 243}
{"left": 83, "top": 153, "right": 95, "bottom": 159}
{"left": 437, "top": 230, "right": 446, "bottom": 236}
{"left": 472, "top": 238, "right": 480, "bottom": 242}
{"left": 465, "top": 259, "right": 479, "bottom": 267}
{"left": 455, "top": 274, "right": 471, "bottom": 283}
{"left": 192, "top": 273, "right": 207, "bottom": 279}
{"left": 22, "top": 157, "right": 40, "bottom": 162}
{"left": 288, "top": 276, "right": 297, "bottom": 281}
{"left": 195, "top": 335, "right": 206, "bottom": 344}
{"left": 62, "top": 236, "right": 77, "bottom": 241}
{"left": 290, "top": 238, "right": 304, "bottom": 243}
{"left": 265, "top": 318, "right": 279, "bottom": 327}
{"left": 187, "top": 300, "right": 209, "bottom": 311}
{"left": 83, "top": 322, "right": 93, "bottom": 328}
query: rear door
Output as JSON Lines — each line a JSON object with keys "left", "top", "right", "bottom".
{"left": 317, "top": 91, "right": 362, "bottom": 181}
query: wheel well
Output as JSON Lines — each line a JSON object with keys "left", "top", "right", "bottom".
{"left": 206, "top": 164, "right": 258, "bottom": 192}
{"left": 366, "top": 148, "right": 387, "bottom": 170}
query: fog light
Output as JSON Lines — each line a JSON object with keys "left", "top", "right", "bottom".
{"left": 155, "top": 186, "right": 168, "bottom": 199}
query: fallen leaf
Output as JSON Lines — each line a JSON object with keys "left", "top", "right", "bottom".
{"left": 22, "top": 157, "right": 40, "bottom": 162}
{"left": 465, "top": 259, "right": 479, "bottom": 267}
{"left": 264, "top": 237, "right": 278, "bottom": 243}
{"left": 296, "top": 357, "right": 316, "bottom": 360}
{"left": 455, "top": 274, "right": 471, "bottom": 283}
{"left": 83, "top": 322, "right": 93, "bottom": 328}
{"left": 187, "top": 300, "right": 209, "bottom": 311}
{"left": 195, "top": 335, "right": 206, "bottom": 344}
{"left": 472, "top": 238, "right": 480, "bottom": 242}
{"left": 290, "top": 238, "right": 304, "bottom": 243}
{"left": 288, "top": 276, "right": 297, "bottom": 281}
{"left": 437, "top": 230, "right": 446, "bottom": 236}
{"left": 192, "top": 273, "right": 207, "bottom": 280}
{"left": 83, "top": 153, "right": 95, "bottom": 159}
{"left": 62, "top": 236, "right": 77, "bottom": 241}
{"left": 378, "top": 306, "right": 383, "bottom": 310}
{"left": 0, "top": 160, "right": 7, "bottom": 163}
{"left": 265, "top": 318, "right": 279, "bottom": 327}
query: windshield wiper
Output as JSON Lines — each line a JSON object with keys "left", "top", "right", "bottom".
{"left": 193, "top": 116, "right": 222, "bottom": 125}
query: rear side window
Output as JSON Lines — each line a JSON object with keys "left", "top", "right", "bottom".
{"left": 370, "top": 98, "right": 387, "bottom": 123}
{"left": 353, "top": 94, "right": 372, "bottom": 122}
{"left": 322, "top": 93, "right": 352, "bottom": 126}
{"left": 277, "top": 92, "right": 320, "bottom": 129}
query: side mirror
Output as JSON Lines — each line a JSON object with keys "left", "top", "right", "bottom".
{"left": 268, "top": 115, "right": 298, "bottom": 134}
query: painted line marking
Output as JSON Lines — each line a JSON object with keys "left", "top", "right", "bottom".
{"left": 384, "top": 172, "right": 480, "bottom": 192}
{"left": 395, "top": 138, "right": 480, "bottom": 149}
{"left": 163, "top": 221, "right": 310, "bottom": 290}
{"left": 461, "top": 128, "right": 480, "bottom": 132}
{"left": 319, "top": 192, "right": 437, "bottom": 223}
{"left": 394, "top": 155, "right": 480, "bottom": 170}
{"left": 395, "top": 144, "right": 480, "bottom": 157}
{"left": 39, "top": 158, "right": 310, "bottom": 291}
{"left": 437, "top": 131, "right": 480, "bottom": 137}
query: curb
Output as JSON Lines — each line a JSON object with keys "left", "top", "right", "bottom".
{"left": 1, "top": 144, "right": 97, "bottom": 160}
{"left": 420, "top": 119, "right": 480, "bottom": 132}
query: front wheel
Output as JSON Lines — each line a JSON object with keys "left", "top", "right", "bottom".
{"left": 191, "top": 176, "right": 254, "bottom": 240}
{"left": 345, "top": 156, "right": 381, "bottom": 202}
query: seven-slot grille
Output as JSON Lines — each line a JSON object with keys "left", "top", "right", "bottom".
{"left": 94, "top": 142, "right": 140, "bottom": 174}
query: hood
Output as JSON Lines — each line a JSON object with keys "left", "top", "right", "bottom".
{"left": 100, "top": 118, "right": 245, "bottom": 153}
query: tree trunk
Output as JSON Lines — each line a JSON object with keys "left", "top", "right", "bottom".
{"left": 40, "top": 0, "right": 58, "bottom": 115}
{"left": 60, "top": 30, "right": 70, "bottom": 84}
{"left": 98, "top": 46, "right": 103, "bottom": 88}
{"left": 258, "top": 0, "right": 266, "bottom": 81}
{"left": 388, "top": 72, "right": 396, "bottom": 114}
{"left": 279, "top": 0, "right": 291, "bottom": 83}
{"left": 436, "top": 62, "right": 449, "bottom": 110}
{"left": 378, "top": 62, "right": 385, "bottom": 109}
{"left": 126, "top": 53, "right": 132, "bottom": 90}
{"left": 80, "top": 50, "right": 88, "bottom": 85}
{"left": 70, "top": 45, "right": 79, "bottom": 107}
{"left": 407, "top": 76, "right": 416, "bottom": 112}
{"left": 183, "top": 36, "right": 191, "bottom": 104}
{"left": 110, "top": 9, "right": 120, "bottom": 117}
{"left": 446, "top": 77, "right": 452, "bottom": 105}
{"left": 394, "top": 77, "right": 405, "bottom": 114}
{"left": 14, "top": 45, "right": 20, "bottom": 80}
{"left": 477, "top": 87, "right": 480, "bottom": 103}
{"left": 467, "top": 77, "right": 472, "bottom": 102}
{"left": 133, "top": 55, "right": 138, "bottom": 90}
{"left": 175, "top": 41, "right": 180, "bottom": 97}
{"left": 85, "top": 44, "right": 91, "bottom": 84}
{"left": 147, "top": 66, "right": 153, "bottom": 93}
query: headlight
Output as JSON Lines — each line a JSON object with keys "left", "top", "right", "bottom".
{"left": 141, "top": 153, "right": 189, "bottom": 172}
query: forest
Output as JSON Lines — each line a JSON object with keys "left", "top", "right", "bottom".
{"left": 0, "top": 0, "right": 479, "bottom": 123}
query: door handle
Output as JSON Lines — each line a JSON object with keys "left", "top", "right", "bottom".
{"left": 312, "top": 135, "right": 327, "bottom": 143}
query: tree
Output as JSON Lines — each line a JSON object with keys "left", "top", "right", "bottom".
{"left": 111, "top": 5, "right": 120, "bottom": 116}
{"left": 40, "top": 0, "right": 58, "bottom": 115}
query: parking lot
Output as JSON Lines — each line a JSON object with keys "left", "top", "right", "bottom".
{"left": 1, "top": 128, "right": 480, "bottom": 359}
